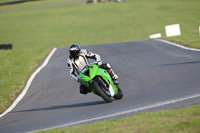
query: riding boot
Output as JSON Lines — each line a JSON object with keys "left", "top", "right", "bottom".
{"left": 100, "top": 63, "right": 119, "bottom": 85}
{"left": 109, "top": 69, "right": 118, "bottom": 80}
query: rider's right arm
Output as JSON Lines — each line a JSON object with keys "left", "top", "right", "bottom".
{"left": 67, "top": 58, "right": 79, "bottom": 82}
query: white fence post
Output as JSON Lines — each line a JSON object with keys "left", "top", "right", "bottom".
{"left": 165, "top": 24, "right": 181, "bottom": 37}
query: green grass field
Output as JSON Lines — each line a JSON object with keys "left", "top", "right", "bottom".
{"left": 0, "top": 0, "right": 200, "bottom": 132}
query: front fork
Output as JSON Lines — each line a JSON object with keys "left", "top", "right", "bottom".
{"left": 97, "top": 77, "right": 115, "bottom": 96}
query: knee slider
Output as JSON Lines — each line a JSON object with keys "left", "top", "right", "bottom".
{"left": 106, "top": 63, "right": 111, "bottom": 69}
{"left": 100, "top": 63, "right": 111, "bottom": 71}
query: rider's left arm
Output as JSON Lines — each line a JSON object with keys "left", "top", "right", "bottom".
{"left": 84, "top": 49, "right": 102, "bottom": 65}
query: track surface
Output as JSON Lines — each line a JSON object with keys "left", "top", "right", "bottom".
{"left": 0, "top": 40, "right": 200, "bottom": 133}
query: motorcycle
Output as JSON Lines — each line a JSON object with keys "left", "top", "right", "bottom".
{"left": 78, "top": 63, "right": 123, "bottom": 103}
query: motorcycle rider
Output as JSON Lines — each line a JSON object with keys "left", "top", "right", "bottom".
{"left": 67, "top": 43, "right": 119, "bottom": 95}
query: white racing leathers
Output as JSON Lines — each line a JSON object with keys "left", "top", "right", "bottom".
{"left": 67, "top": 49, "right": 102, "bottom": 82}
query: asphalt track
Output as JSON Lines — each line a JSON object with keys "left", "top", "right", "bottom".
{"left": 0, "top": 40, "right": 200, "bottom": 133}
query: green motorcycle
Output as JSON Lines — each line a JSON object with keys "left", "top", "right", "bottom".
{"left": 78, "top": 63, "right": 123, "bottom": 103}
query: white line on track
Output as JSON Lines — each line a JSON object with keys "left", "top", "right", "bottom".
{"left": 32, "top": 93, "right": 200, "bottom": 132}
{"left": 0, "top": 48, "right": 57, "bottom": 119}
{"left": 156, "top": 39, "right": 200, "bottom": 52}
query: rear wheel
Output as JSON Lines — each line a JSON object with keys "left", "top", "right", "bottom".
{"left": 93, "top": 80, "right": 113, "bottom": 103}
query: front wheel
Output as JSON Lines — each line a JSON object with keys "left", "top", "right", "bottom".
{"left": 93, "top": 80, "right": 113, "bottom": 103}
{"left": 114, "top": 86, "right": 123, "bottom": 100}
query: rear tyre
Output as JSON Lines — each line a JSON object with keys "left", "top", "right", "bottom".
{"left": 114, "top": 86, "right": 123, "bottom": 100}
{"left": 93, "top": 80, "right": 113, "bottom": 103}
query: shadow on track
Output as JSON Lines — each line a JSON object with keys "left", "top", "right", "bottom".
{"left": 11, "top": 101, "right": 105, "bottom": 113}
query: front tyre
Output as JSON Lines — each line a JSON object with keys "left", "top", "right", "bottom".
{"left": 93, "top": 80, "right": 113, "bottom": 103}
{"left": 114, "top": 86, "right": 123, "bottom": 100}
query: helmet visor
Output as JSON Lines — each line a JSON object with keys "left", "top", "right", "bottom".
{"left": 70, "top": 50, "right": 79, "bottom": 58}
